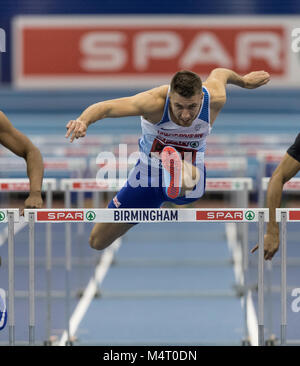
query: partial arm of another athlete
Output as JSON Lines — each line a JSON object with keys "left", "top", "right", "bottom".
{"left": 251, "top": 153, "right": 300, "bottom": 260}
{"left": 0, "top": 111, "right": 44, "bottom": 212}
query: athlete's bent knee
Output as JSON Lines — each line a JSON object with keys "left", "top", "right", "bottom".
{"left": 89, "top": 232, "right": 112, "bottom": 251}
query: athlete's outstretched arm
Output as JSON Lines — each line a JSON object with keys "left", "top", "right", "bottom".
{"left": 204, "top": 68, "right": 270, "bottom": 124}
{"left": 251, "top": 153, "right": 300, "bottom": 260}
{"left": 206, "top": 68, "right": 270, "bottom": 89}
{"left": 65, "top": 86, "right": 167, "bottom": 142}
{"left": 0, "top": 111, "right": 44, "bottom": 211}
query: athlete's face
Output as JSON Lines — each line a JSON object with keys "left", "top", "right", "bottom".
{"left": 169, "top": 92, "right": 203, "bottom": 127}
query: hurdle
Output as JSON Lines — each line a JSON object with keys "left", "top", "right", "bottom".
{"left": 23, "top": 207, "right": 268, "bottom": 346}
{"left": 0, "top": 179, "right": 57, "bottom": 346}
{"left": 261, "top": 179, "right": 300, "bottom": 345}
{"left": 59, "top": 177, "right": 253, "bottom": 343}
{"left": 0, "top": 209, "right": 19, "bottom": 345}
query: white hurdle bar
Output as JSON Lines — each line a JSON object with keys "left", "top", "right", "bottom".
{"left": 0, "top": 209, "right": 19, "bottom": 346}
{"left": 23, "top": 207, "right": 268, "bottom": 346}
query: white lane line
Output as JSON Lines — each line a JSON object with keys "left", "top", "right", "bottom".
{"left": 225, "top": 223, "right": 258, "bottom": 346}
{"left": 58, "top": 238, "right": 121, "bottom": 346}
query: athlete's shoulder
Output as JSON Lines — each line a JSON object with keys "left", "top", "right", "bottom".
{"left": 0, "top": 110, "right": 10, "bottom": 131}
{"left": 146, "top": 84, "right": 169, "bottom": 100}
{"left": 203, "top": 77, "right": 226, "bottom": 111}
{"left": 141, "top": 85, "right": 168, "bottom": 110}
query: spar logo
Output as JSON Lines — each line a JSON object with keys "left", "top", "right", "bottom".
{"left": 37, "top": 211, "right": 84, "bottom": 221}
{"left": 245, "top": 210, "right": 255, "bottom": 221}
{"left": 86, "top": 211, "right": 96, "bottom": 221}
{"left": 196, "top": 210, "right": 244, "bottom": 221}
{"left": 0, "top": 211, "right": 5, "bottom": 222}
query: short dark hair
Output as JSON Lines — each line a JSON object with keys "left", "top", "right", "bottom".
{"left": 170, "top": 70, "right": 202, "bottom": 98}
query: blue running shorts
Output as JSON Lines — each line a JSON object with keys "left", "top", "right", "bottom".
{"left": 108, "top": 159, "right": 206, "bottom": 210}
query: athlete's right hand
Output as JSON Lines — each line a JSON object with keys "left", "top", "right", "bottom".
{"left": 65, "top": 119, "right": 88, "bottom": 142}
{"left": 250, "top": 232, "right": 280, "bottom": 260}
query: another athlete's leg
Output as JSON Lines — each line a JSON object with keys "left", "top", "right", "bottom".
{"left": 89, "top": 222, "right": 135, "bottom": 250}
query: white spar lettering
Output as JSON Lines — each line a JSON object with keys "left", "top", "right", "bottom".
{"left": 207, "top": 212, "right": 243, "bottom": 219}
{"left": 135, "top": 32, "right": 182, "bottom": 70}
{"left": 79, "top": 31, "right": 283, "bottom": 71}
{"left": 180, "top": 32, "right": 232, "bottom": 69}
{"left": 236, "top": 32, "right": 282, "bottom": 70}
{"left": 80, "top": 32, "right": 127, "bottom": 71}
{"left": 48, "top": 212, "right": 83, "bottom": 220}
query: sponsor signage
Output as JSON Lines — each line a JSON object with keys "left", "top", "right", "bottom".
{"left": 196, "top": 209, "right": 256, "bottom": 221}
{"left": 13, "top": 16, "right": 296, "bottom": 88}
{"left": 37, "top": 211, "right": 84, "bottom": 221}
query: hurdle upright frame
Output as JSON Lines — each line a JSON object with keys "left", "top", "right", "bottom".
{"left": 23, "top": 207, "right": 268, "bottom": 346}
{"left": 0, "top": 209, "right": 20, "bottom": 346}
{"left": 0, "top": 178, "right": 57, "bottom": 345}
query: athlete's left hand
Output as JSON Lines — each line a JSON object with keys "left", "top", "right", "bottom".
{"left": 21, "top": 192, "right": 43, "bottom": 216}
{"left": 65, "top": 119, "right": 88, "bottom": 143}
{"left": 242, "top": 71, "right": 270, "bottom": 89}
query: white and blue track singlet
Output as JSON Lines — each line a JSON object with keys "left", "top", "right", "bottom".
{"left": 138, "top": 85, "right": 211, "bottom": 168}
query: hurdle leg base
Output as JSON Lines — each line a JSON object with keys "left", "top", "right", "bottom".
{"left": 241, "top": 338, "right": 251, "bottom": 346}
{"left": 265, "top": 339, "right": 276, "bottom": 346}
{"left": 43, "top": 340, "right": 53, "bottom": 346}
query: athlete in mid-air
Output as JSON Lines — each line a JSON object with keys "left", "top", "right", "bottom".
{"left": 0, "top": 111, "right": 44, "bottom": 212}
{"left": 65, "top": 68, "right": 270, "bottom": 251}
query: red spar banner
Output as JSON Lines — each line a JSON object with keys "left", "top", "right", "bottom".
{"left": 37, "top": 211, "right": 84, "bottom": 221}
{"left": 13, "top": 16, "right": 287, "bottom": 88}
